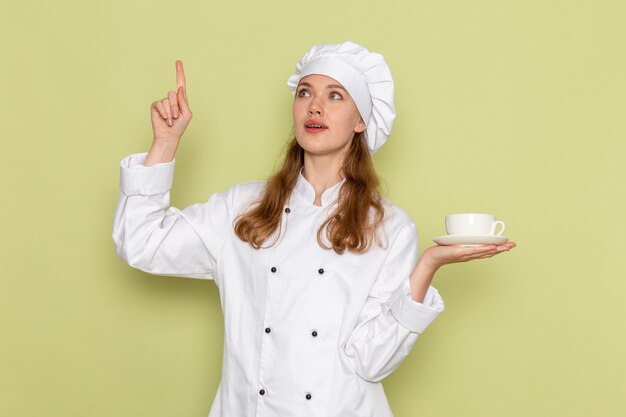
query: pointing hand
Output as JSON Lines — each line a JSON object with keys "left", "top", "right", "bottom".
{"left": 150, "top": 60, "right": 193, "bottom": 144}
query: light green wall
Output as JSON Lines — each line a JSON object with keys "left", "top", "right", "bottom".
{"left": 1, "top": 0, "right": 624, "bottom": 416}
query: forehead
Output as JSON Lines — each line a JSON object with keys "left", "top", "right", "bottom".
{"left": 298, "top": 74, "right": 345, "bottom": 89}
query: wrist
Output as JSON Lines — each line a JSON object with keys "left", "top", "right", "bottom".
{"left": 145, "top": 139, "right": 179, "bottom": 166}
{"left": 409, "top": 254, "right": 439, "bottom": 303}
{"left": 420, "top": 248, "right": 442, "bottom": 273}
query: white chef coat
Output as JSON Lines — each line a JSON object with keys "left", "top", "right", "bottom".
{"left": 112, "top": 152, "right": 445, "bottom": 417}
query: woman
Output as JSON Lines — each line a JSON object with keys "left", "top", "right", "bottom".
{"left": 113, "top": 41, "right": 515, "bottom": 417}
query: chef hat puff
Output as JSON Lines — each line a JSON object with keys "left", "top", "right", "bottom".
{"left": 287, "top": 40, "right": 396, "bottom": 155}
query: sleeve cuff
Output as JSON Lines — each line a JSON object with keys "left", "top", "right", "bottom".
{"left": 386, "top": 278, "right": 445, "bottom": 334}
{"left": 119, "top": 152, "right": 175, "bottom": 196}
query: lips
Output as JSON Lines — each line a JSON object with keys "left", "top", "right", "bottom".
{"left": 304, "top": 119, "right": 328, "bottom": 133}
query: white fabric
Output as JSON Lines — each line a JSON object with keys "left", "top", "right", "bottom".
{"left": 112, "top": 153, "right": 445, "bottom": 417}
{"left": 287, "top": 41, "right": 396, "bottom": 155}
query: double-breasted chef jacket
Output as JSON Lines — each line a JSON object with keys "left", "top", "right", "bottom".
{"left": 113, "top": 152, "right": 445, "bottom": 417}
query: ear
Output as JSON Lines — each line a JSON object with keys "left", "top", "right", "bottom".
{"left": 354, "top": 117, "right": 366, "bottom": 133}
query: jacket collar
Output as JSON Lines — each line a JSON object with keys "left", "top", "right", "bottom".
{"left": 289, "top": 168, "right": 346, "bottom": 208}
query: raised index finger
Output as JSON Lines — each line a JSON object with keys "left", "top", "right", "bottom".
{"left": 176, "top": 60, "right": 186, "bottom": 89}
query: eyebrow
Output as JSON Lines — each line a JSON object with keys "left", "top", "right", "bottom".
{"left": 297, "top": 81, "right": 348, "bottom": 92}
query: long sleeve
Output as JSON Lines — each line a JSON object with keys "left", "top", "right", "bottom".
{"left": 342, "top": 223, "right": 444, "bottom": 383}
{"left": 112, "top": 152, "right": 231, "bottom": 280}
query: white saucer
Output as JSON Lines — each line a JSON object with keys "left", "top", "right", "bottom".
{"left": 433, "top": 234, "right": 509, "bottom": 246}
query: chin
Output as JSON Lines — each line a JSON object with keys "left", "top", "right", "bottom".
{"left": 295, "top": 136, "right": 318, "bottom": 151}
{"left": 295, "top": 138, "right": 325, "bottom": 153}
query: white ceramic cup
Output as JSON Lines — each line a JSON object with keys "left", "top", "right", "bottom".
{"left": 445, "top": 213, "right": 506, "bottom": 236}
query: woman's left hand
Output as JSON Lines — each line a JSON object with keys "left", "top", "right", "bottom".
{"left": 423, "top": 241, "right": 517, "bottom": 271}
{"left": 408, "top": 241, "right": 516, "bottom": 302}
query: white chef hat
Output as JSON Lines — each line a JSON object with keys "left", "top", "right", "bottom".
{"left": 287, "top": 40, "right": 396, "bottom": 155}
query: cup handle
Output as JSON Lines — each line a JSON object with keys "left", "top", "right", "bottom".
{"left": 491, "top": 221, "right": 506, "bottom": 236}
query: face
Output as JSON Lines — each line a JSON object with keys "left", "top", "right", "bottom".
{"left": 293, "top": 74, "right": 366, "bottom": 158}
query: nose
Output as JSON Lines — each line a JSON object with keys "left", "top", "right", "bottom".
{"left": 307, "top": 96, "right": 323, "bottom": 116}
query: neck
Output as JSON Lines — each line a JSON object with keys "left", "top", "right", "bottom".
{"left": 302, "top": 152, "right": 344, "bottom": 206}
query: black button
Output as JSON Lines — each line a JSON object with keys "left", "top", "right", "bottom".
{"left": 318, "top": 268, "right": 324, "bottom": 274}
{"left": 311, "top": 330, "right": 318, "bottom": 337}
{"left": 265, "top": 327, "right": 271, "bottom": 334}
{"left": 305, "top": 393, "right": 312, "bottom": 400}
{"left": 259, "top": 389, "right": 265, "bottom": 395}
{"left": 285, "top": 207, "right": 291, "bottom": 213}
{"left": 271, "top": 267, "right": 277, "bottom": 273}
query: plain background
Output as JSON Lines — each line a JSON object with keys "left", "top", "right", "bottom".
{"left": 1, "top": 0, "right": 624, "bottom": 416}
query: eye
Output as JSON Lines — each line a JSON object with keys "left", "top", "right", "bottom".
{"left": 297, "top": 88, "right": 310, "bottom": 97}
{"left": 330, "top": 91, "right": 343, "bottom": 100}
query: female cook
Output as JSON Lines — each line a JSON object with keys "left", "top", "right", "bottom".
{"left": 112, "top": 41, "right": 516, "bottom": 417}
